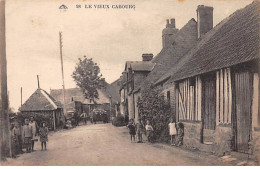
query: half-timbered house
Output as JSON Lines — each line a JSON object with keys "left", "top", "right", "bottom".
{"left": 157, "top": 1, "right": 259, "bottom": 155}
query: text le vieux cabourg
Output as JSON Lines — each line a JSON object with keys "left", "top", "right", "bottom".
{"left": 76, "top": 4, "right": 136, "bottom": 10}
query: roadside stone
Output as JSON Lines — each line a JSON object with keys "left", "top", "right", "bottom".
{"left": 222, "top": 157, "right": 237, "bottom": 162}
{"left": 236, "top": 161, "right": 247, "bottom": 166}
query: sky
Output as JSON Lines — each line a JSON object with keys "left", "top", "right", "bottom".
{"left": 6, "top": 0, "right": 253, "bottom": 111}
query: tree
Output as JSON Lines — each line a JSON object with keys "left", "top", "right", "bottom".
{"left": 72, "top": 56, "right": 103, "bottom": 101}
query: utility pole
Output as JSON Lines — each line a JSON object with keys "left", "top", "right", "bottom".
{"left": 109, "top": 95, "right": 112, "bottom": 121}
{"left": 21, "top": 87, "right": 22, "bottom": 107}
{"left": 59, "top": 32, "right": 67, "bottom": 116}
{"left": 0, "top": 0, "right": 11, "bottom": 160}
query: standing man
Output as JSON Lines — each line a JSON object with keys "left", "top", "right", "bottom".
{"left": 22, "top": 118, "right": 33, "bottom": 153}
{"left": 29, "top": 116, "right": 38, "bottom": 151}
{"left": 14, "top": 118, "right": 23, "bottom": 154}
{"left": 80, "top": 113, "right": 88, "bottom": 125}
{"left": 73, "top": 113, "right": 79, "bottom": 126}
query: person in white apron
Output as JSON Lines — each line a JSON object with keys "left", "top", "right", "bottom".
{"left": 29, "top": 116, "right": 38, "bottom": 151}
{"left": 168, "top": 118, "right": 177, "bottom": 146}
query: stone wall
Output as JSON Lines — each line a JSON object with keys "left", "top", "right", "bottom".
{"left": 127, "top": 94, "right": 134, "bottom": 119}
{"left": 182, "top": 121, "right": 202, "bottom": 149}
{"left": 249, "top": 128, "right": 260, "bottom": 164}
{"left": 212, "top": 125, "right": 232, "bottom": 156}
{"left": 182, "top": 121, "right": 233, "bottom": 155}
{"left": 134, "top": 92, "right": 141, "bottom": 123}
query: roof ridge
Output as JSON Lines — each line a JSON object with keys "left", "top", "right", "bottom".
{"left": 40, "top": 89, "right": 58, "bottom": 109}
{"left": 170, "top": 0, "right": 259, "bottom": 81}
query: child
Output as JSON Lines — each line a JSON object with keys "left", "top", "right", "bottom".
{"left": 127, "top": 119, "right": 136, "bottom": 142}
{"left": 145, "top": 120, "right": 153, "bottom": 143}
{"left": 22, "top": 118, "right": 33, "bottom": 153}
{"left": 136, "top": 119, "right": 144, "bottom": 143}
{"left": 168, "top": 118, "right": 177, "bottom": 146}
{"left": 39, "top": 122, "right": 48, "bottom": 151}
{"left": 176, "top": 122, "right": 184, "bottom": 146}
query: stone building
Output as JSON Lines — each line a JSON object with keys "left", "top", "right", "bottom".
{"left": 155, "top": 1, "right": 260, "bottom": 157}
{"left": 105, "top": 79, "right": 121, "bottom": 117}
{"left": 134, "top": 16, "right": 199, "bottom": 123}
{"left": 154, "top": 5, "right": 214, "bottom": 121}
{"left": 119, "top": 55, "right": 155, "bottom": 122}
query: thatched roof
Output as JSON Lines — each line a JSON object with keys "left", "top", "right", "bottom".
{"left": 20, "top": 88, "right": 62, "bottom": 112}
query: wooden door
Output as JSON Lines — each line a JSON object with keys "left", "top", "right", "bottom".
{"left": 202, "top": 76, "right": 216, "bottom": 130}
{"left": 234, "top": 71, "right": 253, "bottom": 153}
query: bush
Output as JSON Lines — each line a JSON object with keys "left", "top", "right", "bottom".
{"left": 112, "top": 115, "right": 125, "bottom": 127}
{"left": 137, "top": 85, "right": 171, "bottom": 143}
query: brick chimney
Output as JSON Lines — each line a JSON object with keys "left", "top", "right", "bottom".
{"left": 142, "top": 53, "right": 153, "bottom": 61}
{"left": 197, "top": 5, "right": 213, "bottom": 39}
{"left": 162, "top": 18, "right": 178, "bottom": 48}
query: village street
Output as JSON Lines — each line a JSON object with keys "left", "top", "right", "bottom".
{"left": 2, "top": 123, "right": 236, "bottom": 166}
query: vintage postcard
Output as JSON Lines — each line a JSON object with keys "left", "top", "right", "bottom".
{"left": 0, "top": 0, "right": 260, "bottom": 166}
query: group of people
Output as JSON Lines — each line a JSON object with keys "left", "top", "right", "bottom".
{"left": 127, "top": 118, "right": 184, "bottom": 146}
{"left": 127, "top": 119, "right": 154, "bottom": 143}
{"left": 10, "top": 116, "right": 49, "bottom": 158}
{"left": 168, "top": 119, "right": 184, "bottom": 146}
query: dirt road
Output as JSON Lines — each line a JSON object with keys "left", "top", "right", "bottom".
{"left": 2, "top": 123, "right": 227, "bottom": 166}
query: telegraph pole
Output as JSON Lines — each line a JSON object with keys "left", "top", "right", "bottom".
{"left": 37, "top": 75, "right": 40, "bottom": 88}
{"left": 59, "top": 32, "right": 67, "bottom": 116}
{"left": 0, "top": 0, "right": 11, "bottom": 160}
{"left": 21, "top": 87, "right": 22, "bottom": 107}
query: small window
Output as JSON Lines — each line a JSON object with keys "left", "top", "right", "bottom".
{"left": 167, "top": 91, "right": 170, "bottom": 101}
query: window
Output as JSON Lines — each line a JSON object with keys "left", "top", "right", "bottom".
{"left": 167, "top": 91, "right": 170, "bottom": 102}
{"left": 177, "top": 78, "right": 199, "bottom": 121}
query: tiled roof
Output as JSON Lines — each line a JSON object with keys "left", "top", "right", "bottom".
{"left": 50, "top": 88, "right": 85, "bottom": 105}
{"left": 155, "top": 6, "right": 232, "bottom": 85}
{"left": 20, "top": 88, "right": 62, "bottom": 111}
{"left": 125, "top": 61, "right": 155, "bottom": 72}
{"left": 82, "top": 89, "right": 110, "bottom": 104}
{"left": 137, "top": 18, "right": 198, "bottom": 90}
{"left": 105, "top": 79, "right": 121, "bottom": 103}
{"left": 171, "top": 1, "right": 260, "bottom": 82}
{"left": 50, "top": 87, "right": 110, "bottom": 105}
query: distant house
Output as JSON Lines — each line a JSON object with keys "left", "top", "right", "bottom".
{"left": 119, "top": 55, "right": 155, "bottom": 122}
{"left": 50, "top": 86, "right": 112, "bottom": 119}
{"left": 155, "top": 1, "right": 260, "bottom": 155}
{"left": 50, "top": 87, "right": 87, "bottom": 115}
{"left": 19, "top": 88, "right": 64, "bottom": 130}
{"left": 105, "top": 78, "right": 121, "bottom": 116}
